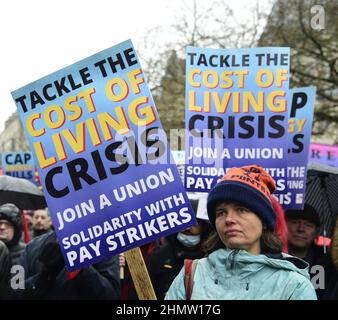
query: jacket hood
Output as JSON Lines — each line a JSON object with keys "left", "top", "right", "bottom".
{"left": 208, "top": 248, "right": 311, "bottom": 280}
{"left": 0, "top": 240, "right": 10, "bottom": 268}
{"left": 165, "top": 247, "right": 317, "bottom": 300}
{"left": 0, "top": 240, "right": 11, "bottom": 288}
{"left": 0, "top": 203, "right": 22, "bottom": 248}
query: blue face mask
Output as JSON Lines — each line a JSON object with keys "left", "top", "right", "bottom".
{"left": 177, "top": 232, "right": 201, "bottom": 247}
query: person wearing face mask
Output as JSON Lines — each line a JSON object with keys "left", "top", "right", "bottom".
{"left": 148, "top": 198, "right": 212, "bottom": 300}
{"left": 165, "top": 165, "right": 316, "bottom": 300}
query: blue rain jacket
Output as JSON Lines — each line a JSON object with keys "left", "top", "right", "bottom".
{"left": 165, "top": 248, "right": 317, "bottom": 300}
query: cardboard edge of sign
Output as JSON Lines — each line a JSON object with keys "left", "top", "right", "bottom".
{"left": 307, "top": 161, "right": 338, "bottom": 174}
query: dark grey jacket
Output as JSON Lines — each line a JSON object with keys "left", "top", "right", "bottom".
{"left": 0, "top": 240, "right": 11, "bottom": 299}
{"left": 11, "top": 232, "right": 120, "bottom": 300}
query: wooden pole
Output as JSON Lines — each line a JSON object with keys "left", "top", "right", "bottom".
{"left": 120, "top": 266, "right": 125, "bottom": 280}
{"left": 119, "top": 253, "right": 125, "bottom": 280}
{"left": 124, "top": 247, "right": 157, "bottom": 300}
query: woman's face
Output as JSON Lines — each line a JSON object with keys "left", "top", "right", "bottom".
{"left": 215, "top": 201, "right": 263, "bottom": 255}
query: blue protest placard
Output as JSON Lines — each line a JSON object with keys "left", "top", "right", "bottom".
{"left": 285, "top": 87, "right": 316, "bottom": 210}
{"left": 12, "top": 40, "right": 196, "bottom": 271}
{"left": 185, "top": 47, "right": 290, "bottom": 195}
{"left": 2, "top": 152, "right": 37, "bottom": 185}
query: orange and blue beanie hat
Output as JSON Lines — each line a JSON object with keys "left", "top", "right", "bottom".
{"left": 207, "top": 165, "right": 277, "bottom": 230}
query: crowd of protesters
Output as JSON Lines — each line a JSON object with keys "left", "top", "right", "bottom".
{"left": 0, "top": 165, "right": 338, "bottom": 300}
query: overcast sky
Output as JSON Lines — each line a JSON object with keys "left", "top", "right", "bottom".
{"left": 0, "top": 0, "right": 272, "bottom": 132}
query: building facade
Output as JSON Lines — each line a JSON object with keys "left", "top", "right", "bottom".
{"left": 0, "top": 111, "right": 29, "bottom": 153}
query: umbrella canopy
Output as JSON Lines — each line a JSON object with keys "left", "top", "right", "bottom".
{"left": 0, "top": 175, "right": 47, "bottom": 210}
{"left": 305, "top": 162, "right": 338, "bottom": 238}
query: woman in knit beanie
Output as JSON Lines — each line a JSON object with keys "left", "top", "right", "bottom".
{"left": 166, "top": 165, "right": 316, "bottom": 300}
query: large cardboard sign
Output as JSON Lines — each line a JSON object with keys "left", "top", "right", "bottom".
{"left": 185, "top": 47, "right": 290, "bottom": 195}
{"left": 285, "top": 87, "right": 316, "bottom": 209}
{"left": 12, "top": 40, "right": 196, "bottom": 271}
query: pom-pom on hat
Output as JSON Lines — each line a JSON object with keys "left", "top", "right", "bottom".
{"left": 207, "top": 165, "right": 277, "bottom": 230}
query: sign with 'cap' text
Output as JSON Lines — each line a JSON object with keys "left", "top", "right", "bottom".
{"left": 1, "top": 151, "right": 37, "bottom": 185}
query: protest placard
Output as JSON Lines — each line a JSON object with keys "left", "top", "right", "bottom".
{"left": 12, "top": 39, "right": 196, "bottom": 271}
{"left": 285, "top": 87, "right": 316, "bottom": 210}
{"left": 172, "top": 150, "right": 185, "bottom": 185}
{"left": 1, "top": 152, "right": 37, "bottom": 185}
{"left": 185, "top": 47, "right": 290, "bottom": 196}
{"left": 172, "top": 150, "right": 208, "bottom": 220}
{"left": 309, "top": 143, "right": 338, "bottom": 168}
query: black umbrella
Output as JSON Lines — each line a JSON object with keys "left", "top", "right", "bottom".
{"left": 305, "top": 162, "right": 338, "bottom": 238}
{"left": 0, "top": 175, "right": 47, "bottom": 210}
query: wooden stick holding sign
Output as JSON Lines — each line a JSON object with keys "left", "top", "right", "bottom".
{"left": 119, "top": 253, "right": 125, "bottom": 280}
{"left": 124, "top": 247, "right": 157, "bottom": 300}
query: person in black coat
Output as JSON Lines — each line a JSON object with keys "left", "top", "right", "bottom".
{"left": 10, "top": 231, "right": 120, "bottom": 300}
{"left": 286, "top": 204, "right": 338, "bottom": 300}
{"left": 0, "top": 240, "right": 11, "bottom": 299}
